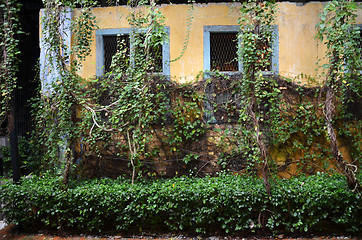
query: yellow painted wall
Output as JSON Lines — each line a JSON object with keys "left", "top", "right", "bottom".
{"left": 74, "top": 2, "right": 362, "bottom": 83}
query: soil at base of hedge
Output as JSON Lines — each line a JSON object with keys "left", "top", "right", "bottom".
{"left": 1, "top": 224, "right": 361, "bottom": 240}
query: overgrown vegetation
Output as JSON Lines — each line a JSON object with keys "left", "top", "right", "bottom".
{"left": 34, "top": 0, "right": 209, "bottom": 183}
{"left": 0, "top": 0, "right": 361, "bottom": 235}
{"left": 0, "top": 173, "right": 360, "bottom": 235}
{"left": 0, "top": 0, "right": 20, "bottom": 123}
{"left": 34, "top": 0, "right": 98, "bottom": 185}
{"left": 234, "top": 0, "right": 278, "bottom": 196}
{"left": 9, "top": 0, "right": 360, "bottom": 187}
{"left": 0, "top": 137, "right": 42, "bottom": 176}
{"left": 316, "top": 0, "right": 362, "bottom": 191}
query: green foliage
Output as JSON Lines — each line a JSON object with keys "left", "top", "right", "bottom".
{"left": 0, "top": 0, "right": 21, "bottom": 124}
{"left": 34, "top": 0, "right": 98, "bottom": 181}
{"left": 238, "top": 0, "right": 277, "bottom": 79}
{"left": 211, "top": 0, "right": 362, "bottom": 181}
{"left": 2, "top": 3, "right": 357, "bottom": 237}
{"left": 0, "top": 137, "right": 42, "bottom": 176}
{"left": 214, "top": 0, "right": 280, "bottom": 183}
{"left": 269, "top": 173, "right": 361, "bottom": 233}
{"left": 316, "top": 0, "right": 361, "bottom": 89}
{"left": 168, "top": 87, "right": 206, "bottom": 148}
{"left": 0, "top": 173, "right": 360, "bottom": 234}
{"left": 316, "top": 0, "right": 362, "bottom": 115}
{"left": 28, "top": 0, "right": 361, "bottom": 184}
{"left": 72, "top": 1, "right": 98, "bottom": 66}
{"left": 33, "top": 0, "right": 208, "bottom": 180}
{"left": 79, "top": 0, "right": 172, "bottom": 183}
{"left": 316, "top": 0, "right": 362, "bottom": 190}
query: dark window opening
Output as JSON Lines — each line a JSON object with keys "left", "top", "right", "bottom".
{"left": 210, "top": 32, "right": 238, "bottom": 71}
{"left": 103, "top": 34, "right": 130, "bottom": 73}
{"left": 103, "top": 34, "right": 163, "bottom": 74}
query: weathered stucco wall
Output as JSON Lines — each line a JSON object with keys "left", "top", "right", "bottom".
{"left": 73, "top": 2, "right": 362, "bottom": 83}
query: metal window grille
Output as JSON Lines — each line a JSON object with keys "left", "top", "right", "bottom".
{"left": 103, "top": 34, "right": 162, "bottom": 73}
{"left": 103, "top": 34, "right": 130, "bottom": 73}
{"left": 210, "top": 32, "right": 238, "bottom": 71}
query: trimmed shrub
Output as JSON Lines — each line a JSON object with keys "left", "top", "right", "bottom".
{"left": 0, "top": 173, "right": 360, "bottom": 234}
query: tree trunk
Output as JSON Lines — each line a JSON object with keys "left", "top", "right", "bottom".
{"left": 9, "top": 93, "right": 20, "bottom": 183}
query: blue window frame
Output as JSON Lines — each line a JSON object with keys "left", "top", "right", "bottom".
{"left": 96, "top": 27, "right": 170, "bottom": 76}
{"left": 204, "top": 25, "right": 241, "bottom": 73}
{"left": 203, "top": 25, "right": 279, "bottom": 124}
{"left": 203, "top": 25, "right": 279, "bottom": 74}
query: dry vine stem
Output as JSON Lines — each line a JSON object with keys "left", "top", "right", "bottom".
{"left": 324, "top": 84, "right": 361, "bottom": 192}
{"left": 247, "top": 96, "right": 271, "bottom": 196}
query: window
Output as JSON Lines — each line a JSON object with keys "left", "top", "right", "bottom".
{"left": 204, "top": 25, "right": 241, "bottom": 73}
{"left": 96, "top": 27, "right": 170, "bottom": 76}
{"left": 203, "top": 25, "right": 279, "bottom": 124}
{"left": 210, "top": 32, "right": 238, "bottom": 71}
{"left": 103, "top": 34, "right": 130, "bottom": 73}
{"left": 203, "top": 25, "right": 279, "bottom": 74}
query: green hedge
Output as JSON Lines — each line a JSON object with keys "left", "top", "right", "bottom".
{"left": 0, "top": 173, "right": 360, "bottom": 234}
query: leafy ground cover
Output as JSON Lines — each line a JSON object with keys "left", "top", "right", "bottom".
{"left": 0, "top": 173, "right": 360, "bottom": 236}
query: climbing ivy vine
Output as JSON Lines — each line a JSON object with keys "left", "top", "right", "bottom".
{"left": 29, "top": 0, "right": 361, "bottom": 193}
{"left": 34, "top": 0, "right": 98, "bottom": 185}
{"left": 316, "top": 0, "right": 361, "bottom": 192}
{"left": 82, "top": 0, "right": 170, "bottom": 183}
{"left": 0, "top": 0, "right": 21, "bottom": 127}
{"left": 35, "top": 0, "right": 200, "bottom": 184}
{"left": 236, "top": 0, "right": 278, "bottom": 195}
